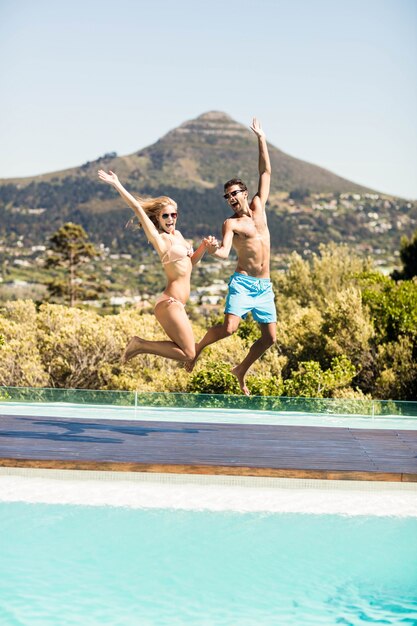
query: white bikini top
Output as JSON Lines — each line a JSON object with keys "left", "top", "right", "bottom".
{"left": 161, "top": 240, "right": 194, "bottom": 265}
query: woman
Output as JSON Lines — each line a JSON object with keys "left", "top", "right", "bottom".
{"left": 98, "top": 169, "right": 217, "bottom": 363}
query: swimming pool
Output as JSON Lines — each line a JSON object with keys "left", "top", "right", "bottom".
{"left": 1, "top": 387, "right": 417, "bottom": 623}
{"left": 1, "top": 469, "right": 417, "bottom": 625}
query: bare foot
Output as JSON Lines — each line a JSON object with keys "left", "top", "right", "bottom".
{"left": 121, "top": 336, "right": 146, "bottom": 364}
{"left": 231, "top": 365, "right": 250, "bottom": 396}
{"left": 184, "top": 344, "right": 199, "bottom": 373}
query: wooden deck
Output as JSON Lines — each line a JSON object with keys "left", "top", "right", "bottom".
{"left": 0, "top": 413, "right": 416, "bottom": 482}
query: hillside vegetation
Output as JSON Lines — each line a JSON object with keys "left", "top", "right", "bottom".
{"left": 1, "top": 245, "right": 416, "bottom": 400}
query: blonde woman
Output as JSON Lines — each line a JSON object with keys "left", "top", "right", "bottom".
{"left": 98, "top": 170, "right": 217, "bottom": 363}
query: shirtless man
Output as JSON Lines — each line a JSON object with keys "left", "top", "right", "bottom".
{"left": 186, "top": 118, "right": 277, "bottom": 395}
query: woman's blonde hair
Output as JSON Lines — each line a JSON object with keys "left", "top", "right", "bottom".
{"left": 126, "top": 195, "right": 178, "bottom": 230}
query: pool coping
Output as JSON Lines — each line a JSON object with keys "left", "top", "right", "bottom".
{"left": 0, "top": 456, "right": 416, "bottom": 482}
{"left": 1, "top": 413, "right": 417, "bottom": 482}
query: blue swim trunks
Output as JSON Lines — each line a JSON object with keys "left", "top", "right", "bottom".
{"left": 224, "top": 272, "right": 277, "bottom": 324}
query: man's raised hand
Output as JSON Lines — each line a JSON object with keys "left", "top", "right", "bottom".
{"left": 250, "top": 118, "right": 265, "bottom": 139}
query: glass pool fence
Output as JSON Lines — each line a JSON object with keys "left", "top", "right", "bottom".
{"left": 0, "top": 385, "right": 416, "bottom": 417}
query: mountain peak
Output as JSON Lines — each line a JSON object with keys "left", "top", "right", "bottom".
{"left": 163, "top": 111, "right": 247, "bottom": 140}
{"left": 195, "top": 111, "right": 233, "bottom": 122}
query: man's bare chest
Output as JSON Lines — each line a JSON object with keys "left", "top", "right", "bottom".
{"left": 232, "top": 219, "right": 267, "bottom": 242}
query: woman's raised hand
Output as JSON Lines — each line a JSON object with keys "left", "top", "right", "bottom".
{"left": 98, "top": 169, "right": 119, "bottom": 185}
{"left": 204, "top": 235, "right": 219, "bottom": 254}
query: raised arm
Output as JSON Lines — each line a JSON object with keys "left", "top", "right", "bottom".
{"left": 98, "top": 170, "right": 164, "bottom": 252}
{"left": 250, "top": 118, "right": 271, "bottom": 209}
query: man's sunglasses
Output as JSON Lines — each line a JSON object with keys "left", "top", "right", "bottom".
{"left": 161, "top": 212, "right": 178, "bottom": 219}
{"left": 224, "top": 189, "right": 244, "bottom": 201}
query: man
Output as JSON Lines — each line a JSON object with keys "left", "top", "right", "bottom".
{"left": 186, "top": 118, "right": 277, "bottom": 395}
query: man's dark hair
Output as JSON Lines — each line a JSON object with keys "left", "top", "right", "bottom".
{"left": 224, "top": 178, "right": 248, "bottom": 192}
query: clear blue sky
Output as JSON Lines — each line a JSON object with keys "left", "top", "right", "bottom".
{"left": 1, "top": 0, "right": 416, "bottom": 198}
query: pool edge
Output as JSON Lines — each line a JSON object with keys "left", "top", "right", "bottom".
{"left": 0, "top": 457, "right": 416, "bottom": 482}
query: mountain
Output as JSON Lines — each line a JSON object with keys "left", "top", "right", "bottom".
{"left": 1, "top": 111, "right": 370, "bottom": 193}
{"left": 135, "top": 111, "right": 373, "bottom": 194}
{"left": 0, "top": 111, "right": 415, "bottom": 261}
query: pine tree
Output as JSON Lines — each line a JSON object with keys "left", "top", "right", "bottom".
{"left": 45, "top": 222, "right": 103, "bottom": 306}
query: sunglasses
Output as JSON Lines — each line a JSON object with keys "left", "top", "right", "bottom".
{"left": 161, "top": 212, "right": 178, "bottom": 219}
{"left": 223, "top": 189, "right": 244, "bottom": 201}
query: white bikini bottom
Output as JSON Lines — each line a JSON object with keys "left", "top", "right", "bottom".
{"left": 154, "top": 293, "right": 185, "bottom": 310}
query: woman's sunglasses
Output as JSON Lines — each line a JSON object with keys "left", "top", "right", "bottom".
{"left": 161, "top": 212, "right": 178, "bottom": 219}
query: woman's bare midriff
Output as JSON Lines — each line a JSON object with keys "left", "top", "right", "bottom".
{"left": 158, "top": 263, "right": 192, "bottom": 304}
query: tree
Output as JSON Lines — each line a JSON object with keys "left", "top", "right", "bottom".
{"left": 45, "top": 223, "right": 103, "bottom": 306}
{"left": 273, "top": 243, "right": 372, "bottom": 309}
{"left": 374, "top": 337, "right": 417, "bottom": 400}
{"left": 273, "top": 244, "right": 374, "bottom": 384}
{"left": 391, "top": 229, "right": 417, "bottom": 280}
{"left": 360, "top": 272, "right": 417, "bottom": 343}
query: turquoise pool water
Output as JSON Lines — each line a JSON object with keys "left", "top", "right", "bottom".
{"left": 1, "top": 501, "right": 416, "bottom": 625}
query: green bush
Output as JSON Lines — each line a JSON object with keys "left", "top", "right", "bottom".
{"left": 236, "top": 314, "right": 261, "bottom": 344}
{"left": 374, "top": 337, "right": 417, "bottom": 400}
{"left": 361, "top": 273, "right": 417, "bottom": 342}
{"left": 0, "top": 300, "right": 49, "bottom": 387}
{"left": 283, "top": 355, "right": 357, "bottom": 398}
{"left": 187, "top": 360, "right": 241, "bottom": 394}
{"left": 247, "top": 375, "right": 283, "bottom": 396}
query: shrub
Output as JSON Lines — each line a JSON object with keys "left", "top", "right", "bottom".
{"left": 374, "top": 337, "right": 417, "bottom": 400}
{"left": 283, "top": 355, "right": 357, "bottom": 398}
{"left": 187, "top": 361, "right": 241, "bottom": 394}
{"left": 0, "top": 300, "right": 49, "bottom": 387}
